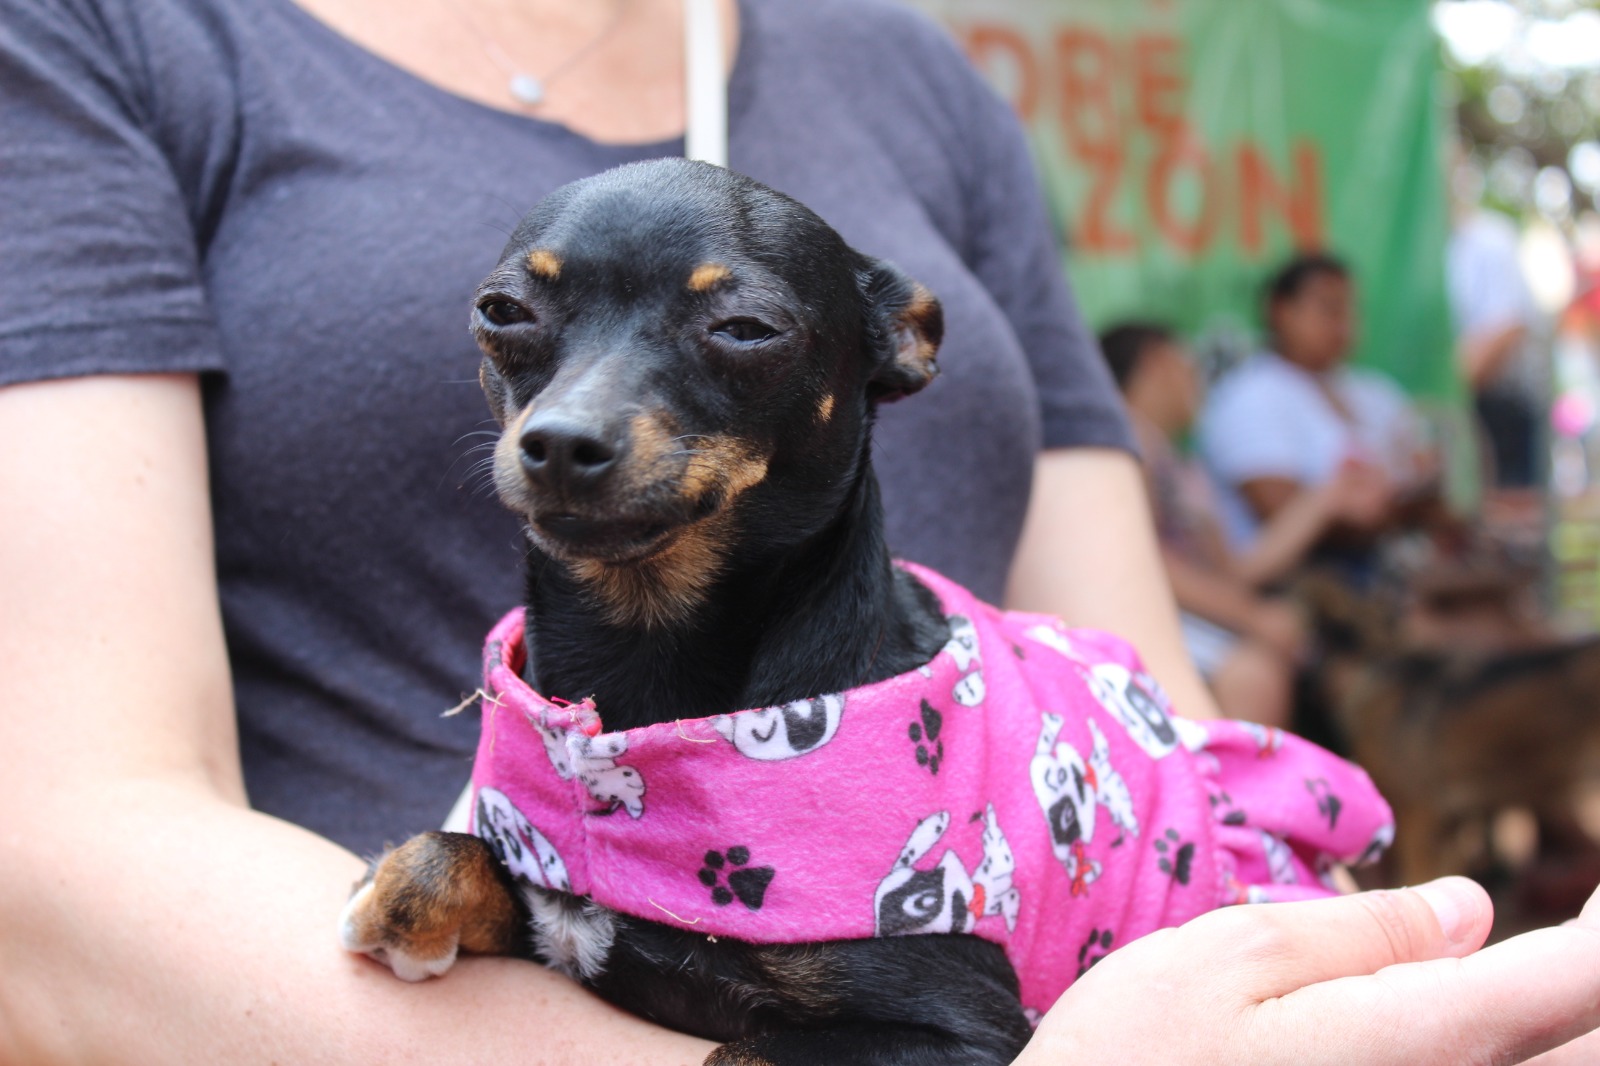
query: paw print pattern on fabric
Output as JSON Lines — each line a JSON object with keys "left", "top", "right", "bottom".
{"left": 1305, "top": 777, "right": 1342, "bottom": 830}
{"left": 698, "top": 846, "right": 775, "bottom": 911}
{"left": 909, "top": 699, "right": 944, "bottom": 774}
{"left": 1153, "top": 828, "right": 1194, "bottom": 885}
{"left": 1209, "top": 789, "right": 1247, "bottom": 826}
{"left": 1076, "top": 927, "right": 1114, "bottom": 978}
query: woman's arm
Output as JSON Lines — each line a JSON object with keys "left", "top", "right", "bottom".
{"left": 1161, "top": 550, "right": 1268, "bottom": 634}
{"left": 1235, "top": 458, "right": 1396, "bottom": 577}
{"left": 1232, "top": 460, "right": 1391, "bottom": 587}
{"left": 1159, "top": 551, "right": 1304, "bottom": 665}
{"left": 0, "top": 374, "right": 713, "bottom": 1065}
{"left": 1231, "top": 481, "right": 1343, "bottom": 587}
{"left": 1460, "top": 321, "right": 1528, "bottom": 391}
{"left": 1007, "top": 449, "right": 1221, "bottom": 720}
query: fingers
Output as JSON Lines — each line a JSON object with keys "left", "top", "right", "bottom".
{"left": 1450, "top": 921, "right": 1600, "bottom": 1062}
{"left": 1196, "top": 878, "right": 1492, "bottom": 1000}
{"left": 1031, "top": 882, "right": 1600, "bottom": 1066}
{"left": 1268, "top": 918, "right": 1600, "bottom": 1066}
{"left": 1520, "top": 1027, "right": 1600, "bottom": 1066}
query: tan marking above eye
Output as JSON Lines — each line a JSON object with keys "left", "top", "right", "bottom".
{"left": 526, "top": 249, "right": 563, "bottom": 280}
{"left": 905, "top": 284, "right": 939, "bottom": 325}
{"left": 687, "top": 262, "right": 733, "bottom": 292}
{"left": 816, "top": 394, "right": 836, "bottom": 423}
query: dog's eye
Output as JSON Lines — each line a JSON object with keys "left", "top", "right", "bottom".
{"left": 711, "top": 318, "right": 779, "bottom": 344}
{"left": 478, "top": 299, "right": 532, "bottom": 327}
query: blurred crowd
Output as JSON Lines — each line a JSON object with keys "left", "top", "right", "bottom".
{"left": 1103, "top": 252, "right": 1451, "bottom": 730}
{"left": 1105, "top": 214, "right": 1600, "bottom": 909}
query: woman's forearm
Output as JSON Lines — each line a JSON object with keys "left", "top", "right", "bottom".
{"left": 0, "top": 778, "right": 714, "bottom": 1066}
{"left": 1006, "top": 449, "right": 1220, "bottom": 720}
{"left": 0, "top": 375, "right": 711, "bottom": 1064}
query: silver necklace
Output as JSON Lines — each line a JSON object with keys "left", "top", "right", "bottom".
{"left": 437, "top": 0, "right": 631, "bottom": 108}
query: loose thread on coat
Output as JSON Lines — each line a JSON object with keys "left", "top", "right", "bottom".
{"left": 675, "top": 720, "right": 717, "bottom": 744}
{"left": 647, "top": 898, "right": 702, "bottom": 925}
{"left": 442, "top": 688, "right": 489, "bottom": 717}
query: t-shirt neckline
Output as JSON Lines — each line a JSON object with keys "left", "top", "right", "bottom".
{"left": 267, "top": 0, "right": 757, "bottom": 155}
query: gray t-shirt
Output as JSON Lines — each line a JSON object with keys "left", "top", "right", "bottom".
{"left": 2, "top": 0, "right": 1132, "bottom": 853}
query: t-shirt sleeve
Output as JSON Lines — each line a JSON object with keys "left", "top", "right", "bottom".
{"left": 1357, "top": 372, "right": 1423, "bottom": 470}
{"left": 1199, "top": 373, "right": 1306, "bottom": 486}
{"left": 1447, "top": 216, "right": 1537, "bottom": 339}
{"left": 0, "top": 0, "right": 223, "bottom": 387}
{"left": 951, "top": 48, "right": 1133, "bottom": 455}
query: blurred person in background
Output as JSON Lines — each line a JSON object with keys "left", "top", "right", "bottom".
{"left": 1103, "top": 322, "right": 1385, "bottom": 726}
{"left": 1198, "top": 253, "right": 1437, "bottom": 578}
{"left": 1449, "top": 204, "right": 1545, "bottom": 489}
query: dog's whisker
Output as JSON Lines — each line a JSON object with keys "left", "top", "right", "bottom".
{"left": 452, "top": 428, "right": 503, "bottom": 447}
{"left": 436, "top": 445, "right": 505, "bottom": 493}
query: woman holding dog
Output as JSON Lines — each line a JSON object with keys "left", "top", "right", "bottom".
{"left": 1, "top": 0, "right": 1597, "bottom": 1063}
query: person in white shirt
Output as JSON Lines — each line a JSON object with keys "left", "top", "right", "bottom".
{"left": 1104, "top": 322, "right": 1388, "bottom": 726}
{"left": 1448, "top": 208, "right": 1543, "bottom": 487}
{"left": 1199, "top": 254, "right": 1432, "bottom": 560}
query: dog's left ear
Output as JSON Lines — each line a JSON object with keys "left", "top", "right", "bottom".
{"left": 860, "top": 258, "right": 943, "bottom": 403}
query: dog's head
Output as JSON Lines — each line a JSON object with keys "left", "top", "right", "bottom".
{"left": 472, "top": 160, "right": 942, "bottom": 626}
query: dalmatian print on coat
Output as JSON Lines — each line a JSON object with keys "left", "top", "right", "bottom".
{"left": 468, "top": 563, "right": 1392, "bottom": 1019}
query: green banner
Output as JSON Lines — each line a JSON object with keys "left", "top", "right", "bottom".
{"left": 919, "top": 0, "right": 1457, "bottom": 400}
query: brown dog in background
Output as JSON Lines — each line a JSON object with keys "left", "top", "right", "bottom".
{"left": 1305, "top": 569, "right": 1600, "bottom": 886}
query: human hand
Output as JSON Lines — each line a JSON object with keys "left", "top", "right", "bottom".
{"left": 1017, "top": 877, "right": 1600, "bottom": 1066}
{"left": 1241, "top": 598, "right": 1306, "bottom": 663}
{"left": 1323, "top": 458, "right": 1393, "bottom": 530}
{"left": 1406, "top": 443, "right": 1444, "bottom": 492}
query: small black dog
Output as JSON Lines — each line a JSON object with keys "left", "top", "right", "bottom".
{"left": 341, "top": 159, "right": 1034, "bottom": 1065}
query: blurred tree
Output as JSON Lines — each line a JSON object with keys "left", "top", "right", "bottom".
{"left": 1436, "top": 0, "right": 1600, "bottom": 221}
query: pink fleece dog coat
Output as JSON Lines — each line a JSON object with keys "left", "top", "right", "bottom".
{"left": 468, "top": 563, "right": 1392, "bottom": 1017}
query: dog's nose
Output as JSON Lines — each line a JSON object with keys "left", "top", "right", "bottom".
{"left": 519, "top": 414, "right": 623, "bottom": 492}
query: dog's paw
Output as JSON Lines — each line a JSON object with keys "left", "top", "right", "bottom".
{"left": 338, "top": 831, "right": 522, "bottom": 981}
{"left": 339, "top": 877, "right": 460, "bottom": 981}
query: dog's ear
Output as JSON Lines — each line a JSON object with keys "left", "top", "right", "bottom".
{"left": 860, "top": 258, "right": 943, "bottom": 403}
